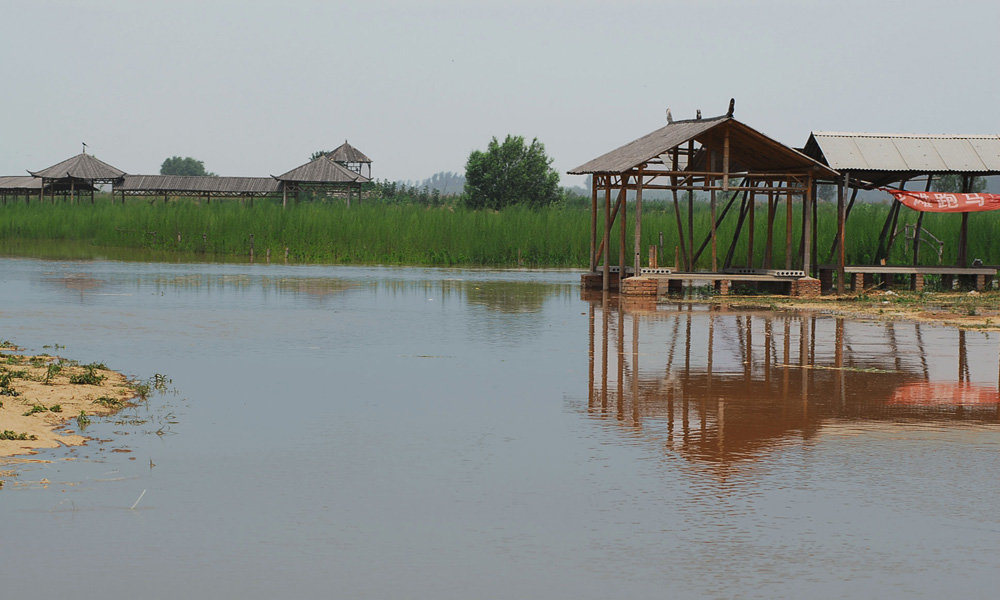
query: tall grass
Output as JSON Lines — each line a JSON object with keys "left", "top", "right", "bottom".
{"left": 3, "top": 195, "right": 999, "bottom": 268}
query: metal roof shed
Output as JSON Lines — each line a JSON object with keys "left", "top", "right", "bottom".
{"left": 804, "top": 132, "right": 1000, "bottom": 291}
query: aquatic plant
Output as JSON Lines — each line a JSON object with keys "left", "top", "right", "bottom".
{"left": 69, "top": 366, "right": 105, "bottom": 385}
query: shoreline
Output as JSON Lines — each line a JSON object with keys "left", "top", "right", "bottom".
{"left": 699, "top": 289, "right": 1000, "bottom": 331}
{"left": 0, "top": 345, "right": 138, "bottom": 463}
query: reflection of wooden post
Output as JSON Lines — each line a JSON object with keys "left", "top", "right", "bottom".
{"left": 617, "top": 301, "right": 625, "bottom": 421}
{"left": 764, "top": 318, "right": 772, "bottom": 385}
{"left": 588, "top": 302, "right": 595, "bottom": 411}
{"left": 746, "top": 315, "right": 754, "bottom": 382}
{"left": 800, "top": 316, "right": 809, "bottom": 413}
{"left": 632, "top": 310, "right": 640, "bottom": 427}
{"left": 783, "top": 317, "right": 790, "bottom": 400}
{"left": 834, "top": 317, "right": 844, "bottom": 410}
{"left": 959, "top": 329, "right": 968, "bottom": 383}
{"left": 601, "top": 293, "right": 609, "bottom": 411}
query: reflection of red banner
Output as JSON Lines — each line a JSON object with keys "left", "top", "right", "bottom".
{"left": 889, "top": 190, "right": 1000, "bottom": 213}
{"left": 889, "top": 382, "right": 1000, "bottom": 406}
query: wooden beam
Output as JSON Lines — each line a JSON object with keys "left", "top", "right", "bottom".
{"left": 723, "top": 188, "right": 752, "bottom": 269}
{"left": 763, "top": 187, "right": 775, "bottom": 269}
{"left": 692, "top": 183, "right": 744, "bottom": 265}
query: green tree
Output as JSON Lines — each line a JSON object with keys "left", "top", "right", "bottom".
{"left": 310, "top": 150, "right": 329, "bottom": 161}
{"left": 160, "top": 156, "right": 214, "bottom": 176}
{"left": 932, "top": 174, "right": 987, "bottom": 193}
{"left": 463, "top": 135, "right": 560, "bottom": 210}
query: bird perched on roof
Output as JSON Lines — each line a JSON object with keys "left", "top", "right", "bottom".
{"left": 727, "top": 98, "right": 735, "bottom": 118}
{"left": 666, "top": 108, "right": 673, "bottom": 124}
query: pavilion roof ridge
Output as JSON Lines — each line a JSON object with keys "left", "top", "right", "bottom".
{"left": 273, "top": 154, "right": 371, "bottom": 183}
{"left": 29, "top": 152, "right": 125, "bottom": 180}
{"left": 327, "top": 141, "right": 372, "bottom": 164}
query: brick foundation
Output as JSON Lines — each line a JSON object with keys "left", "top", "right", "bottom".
{"left": 791, "top": 277, "right": 821, "bottom": 298}
{"left": 621, "top": 276, "right": 659, "bottom": 297}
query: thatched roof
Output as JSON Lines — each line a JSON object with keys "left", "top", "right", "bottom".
{"left": 569, "top": 116, "right": 837, "bottom": 177}
{"left": 29, "top": 153, "right": 125, "bottom": 180}
{"left": 275, "top": 155, "right": 371, "bottom": 183}
{"left": 327, "top": 141, "right": 371, "bottom": 164}
{"left": 119, "top": 175, "right": 280, "bottom": 195}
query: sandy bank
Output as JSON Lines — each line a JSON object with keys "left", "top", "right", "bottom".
{"left": 0, "top": 346, "right": 136, "bottom": 461}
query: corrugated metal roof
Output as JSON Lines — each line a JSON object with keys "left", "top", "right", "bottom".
{"left": 29, "top": 153, "right": 125, "bottom": 179}
{"left": 119, "top": 175, "right": 280, "bottom": 194}
{"left": 0, "top": 175, "right": 42, "bottom": 190}
{"left": 276, "top": 155, "right": 371, "bottom": 183}
{"left": 327, "top": 141, "right": 371, "bottom": 164}
{"left": 807, "top": 132, "right": 1000, "bottom": 173}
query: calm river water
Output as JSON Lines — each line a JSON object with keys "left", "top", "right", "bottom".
{"left": 1, "top": 258, "right": 999, "bottom": 599}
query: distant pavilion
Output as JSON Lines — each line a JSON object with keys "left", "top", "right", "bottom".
{"left": 1, "top": 141, "right": 373, "bottom": 207}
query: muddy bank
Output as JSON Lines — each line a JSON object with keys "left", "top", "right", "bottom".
{"left": 0, "top": 345, "right": 137, "bottom": 461}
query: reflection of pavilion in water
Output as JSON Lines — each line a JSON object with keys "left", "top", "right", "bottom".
{"left": 586, "top": 293, "right": 1000, "bottom": 472}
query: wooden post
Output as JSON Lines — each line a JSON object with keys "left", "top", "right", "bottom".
{"left": 785, "top": 185, "right": 793, "bottom": 270}
{"left": 747, "top": 187, "right": 755, "bottom": 269}
{"left": 837, "top": 172, "right": 847, "bottom": 294}
{"left": 764, "top": 188, "right": 775, "bottom": 269}
{"left": 687, "top": 141, "right": 695, "bottom": 270}
{"left": 620, "top": 175, "right": 627, "bottom": 282}
{"left": 670, "top": 149, "right": 688, "bottom": 271}
{"left": 590, "top": 176, "right": 598, "bottom": 272}
{"left": 803, "top": 175, "right": 813, "bottom": 274}
{"left": 634, "top": 168, "right": 643, "bottom": 276}
{"left": 912, "top": 175, "right": 933, "bottom": 271}
{"left": 603, "top": 180, "right": 611, "bottom": 291}
{"left": 958, "top": 174, "right": 971, "bottom": 267}
{"left": 282, "top": 186, "right": 287, "bottom": 208}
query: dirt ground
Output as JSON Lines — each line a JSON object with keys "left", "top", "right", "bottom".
{"left": 0, "top": 346, "right": 137, "bottom": 463}
{"left": 713, "top": 289, "right": 1000, "bottom": 330}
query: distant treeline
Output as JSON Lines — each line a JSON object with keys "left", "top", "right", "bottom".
{"left": 3, "top": 195, "right": 1000, "bottom": 269}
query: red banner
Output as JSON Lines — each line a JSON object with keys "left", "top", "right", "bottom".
{"left": 889, "top": 190, "right": 1000, "bottom": 213}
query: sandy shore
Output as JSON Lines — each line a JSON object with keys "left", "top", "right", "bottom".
{"left": 0, "top": 346, "right": 136, "bottom": 461}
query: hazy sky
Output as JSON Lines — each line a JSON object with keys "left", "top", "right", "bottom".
{"left": 3, "top": 0, "right": 998, "bottom": 185}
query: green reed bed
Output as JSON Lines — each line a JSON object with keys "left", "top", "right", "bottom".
{"left": 4, "top": 196, "right": 1000, "bottom": 268}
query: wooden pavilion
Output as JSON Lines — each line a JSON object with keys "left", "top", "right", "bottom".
{"left": 569, "top": 102, "right": 838, "bottom": 296}
{"left": 326, "top": 140, "right": 372, "bottom": 179}
{"left": 804, "top": 132, "right": 1000, "bottom": 293}
{"left": 28, "top": 152, "right": 124, "bottom": 204}
{"left": 273, "top": 153, "right": 371, "bottom": 207}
